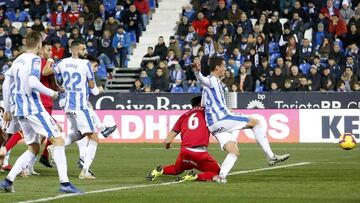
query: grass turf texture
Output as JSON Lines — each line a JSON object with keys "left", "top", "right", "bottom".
{"left": 1, "top": 143, "right": 359, "bottom": 203}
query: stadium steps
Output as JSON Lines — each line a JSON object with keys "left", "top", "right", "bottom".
{"left": 127, "top": 0, "right": 189, "bottom": 68}
{"left": 105, "top": 68, "right": 142, "bottom": 92}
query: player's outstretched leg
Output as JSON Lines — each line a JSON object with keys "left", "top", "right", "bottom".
{"left": 0, "top": 144, "right": 39, "bottom": 193}
{"left": 89, "top": 107, "right": 117, "bottom": 138}
{"left": 146, "top": 165, "right": 163, "bottom": 181}
{"left": 101, "top": 125, "right": 117, "bottom": 138}
{"left": 248, "top": 118, "right": 290, "bottom": 166}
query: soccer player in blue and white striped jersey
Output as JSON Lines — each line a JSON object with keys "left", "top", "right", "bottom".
{"left": 53, "top": 40, "right": 100, "bottom": 180}
{"left": 0, "top": 31, "right": 81, "bottom": 193}
{"left": 194, "top": 56, "right": 290, "bottom": 184}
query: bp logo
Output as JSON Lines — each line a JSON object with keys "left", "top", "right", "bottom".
{"left": 246, "top": 100, "right": 265, "bottom": 109}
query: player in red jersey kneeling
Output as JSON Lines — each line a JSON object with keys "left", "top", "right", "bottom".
{"left": 146, "top": 96, "right": 220, "bottom": 182}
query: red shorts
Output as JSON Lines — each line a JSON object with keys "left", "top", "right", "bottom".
{"left": 168, "top": 147, "right": 220, "bottom": 174}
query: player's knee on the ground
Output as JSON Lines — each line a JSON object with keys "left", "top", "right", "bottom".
{"left": 28, "top": 143, "right": 41, "bottom": 155}
{"left": 224, "top": 141, "right": 240, "bottom": 156}
{"left": 86, "top": 132, "right": 99, "bottom": 143}
{"left": 50, "top": 136, "right": 65, "bottom": 146}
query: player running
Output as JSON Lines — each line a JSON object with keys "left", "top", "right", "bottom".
{"left": 193, "top": 56, "right": 290, "bottom": 183}
{"left": 0, "top": 31, "right": 81, "bottom": 193}
{"left": 0, "top": 42, "right": 62, "bottom": 174}
{"left": 146, "top": 96, "right": 220, "bottom": 182}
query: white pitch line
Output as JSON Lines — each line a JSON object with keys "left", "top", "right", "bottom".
{"left": 228, "top": 162, "right": 311, "bottom": 176}
{"left": 17, "top": 162, "right": 311, "bottom": 203}
{"left": 137, "top": 147, "right": 342, "bottom": 151}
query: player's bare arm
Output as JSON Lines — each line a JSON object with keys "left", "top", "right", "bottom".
{"left": 192, "top": 57, "right": 212, "bottom": 87}
{"left": 164, "top": 130, "right": 178, "bottom": 149}
{"left": 42, "top": 58, "right": 55, "bottom": 77}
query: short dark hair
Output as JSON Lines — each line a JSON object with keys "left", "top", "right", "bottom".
{"left": 70, "top": 40, "right": 84, "bottom": 49}
{"left": 87, "top": 55, "right": 100, "bottom": 64}
{"left": 42, "top": 40, "right": 52, "bottom": 46}
{"left": 26, "top": 30, "right": 42, "bottom": 49}
{"left": 209, "top": 56, "right": 224, "bottom": 72}
{"left": 191, "top": 96, "right": 202, "bottom": 107}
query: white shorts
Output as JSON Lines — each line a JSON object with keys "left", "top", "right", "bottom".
{"left": 208, "top": 113, "right": 249, "bottom": 135}
{"left": 19, "top": 111, "right": 61, "bottom": 145}
{"left": 66, "top": 109, "right": 95, "bottom": 135}
{"left": 6, "top": 116, "right": 21, "bottom": 134}
{"left": 213, "top": 132, "right": 238, "bottom": 151}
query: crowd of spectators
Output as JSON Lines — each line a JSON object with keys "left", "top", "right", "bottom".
{"left": 0, "top": 0, "right": 156, "bottom": 89}
{"left": 135, "top": 0, "right": 360, "bottom": 93}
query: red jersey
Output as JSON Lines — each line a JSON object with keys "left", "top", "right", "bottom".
{"left": 39, "top": 59, "right": 53, "bottom": 110}
{"left": 172, "top": 108, "right": 210, "bottom": 148}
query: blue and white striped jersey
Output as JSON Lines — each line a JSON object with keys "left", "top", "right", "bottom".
{"left": 195, "top": 72, "right": 230, "bottom": 126}
{"left": 6, "top": 53, "right": 45, "bottom": 116}
{"left": 53, "top": 57, "right": 94, "bottom": 111}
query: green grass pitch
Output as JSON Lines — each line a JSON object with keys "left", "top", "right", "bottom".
{"left": 1, "top": 143, "right": 359, "bottom": 203}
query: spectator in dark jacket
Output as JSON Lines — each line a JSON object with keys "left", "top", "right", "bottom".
{"left": 238, "top": 13, "right": 253, "bottom": 34}
{"left": 151, "top": 68, "right": 169, "bottom": 92}
{"left": 9, "top": 27, "right": 22, "bottom": 48}
{"left": 29, "top": 0, "right": 47, "bottom": 20}
{"left": 297, "top": 75, "right": 311, "bottom": 91}
{"left": 345, "top": 24, "right": 360, "bottom": 47}
{"left": 290, "top": 11, "right": 304, "bottom": 41}
{"left": 227, "top": 2, "right": 242, "bottom": 25}
{"left": 299, "top": 38, "right": 315, "bottom": 64}
{"left": 267, "top": 66, "right": 285, "bottom": 90}
{"left": 141, "top": 46, "right": 160, "bottom": 68}
{"left": 31, "top": 18, "right": 45, "bottom": 32}
{"left": 348, "top": 9, "right": 360, "bottom": 30}
{"left": 212, "top": 0, "right": 228, "bottom": 21}
{"left": 98, "top": 4, "right": 110, "bottom": 21}
{"left": 122, "top": 4, "right": 143, "bottom": 42}
{"left": 238, "top": 66, "right": 254, "bottom": 92}
{"left": 320, "top": 66, "right": 336, "bottom": 91}
{"left": 98, "top": 29, "right": 115, "bottom": 66}
{"left": 308, "top": 65, "right": 322, "bottom": 91}
{"left": 268, "top": 15, "right": 282, "bottom": 41}
{"left": 93, "top": 16, "right": 105, "bottom": 37}
{"left": 176, "top": 16, "right": 190, "bottom": 42}
{"left": 329, "top": 43, "right": 345, "bottom": 66}
{"left": 75, "top": 16, "right": 90, "bottom": 39}
{"left": 154, "top": 36, "right": 168, "bottom": 60}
